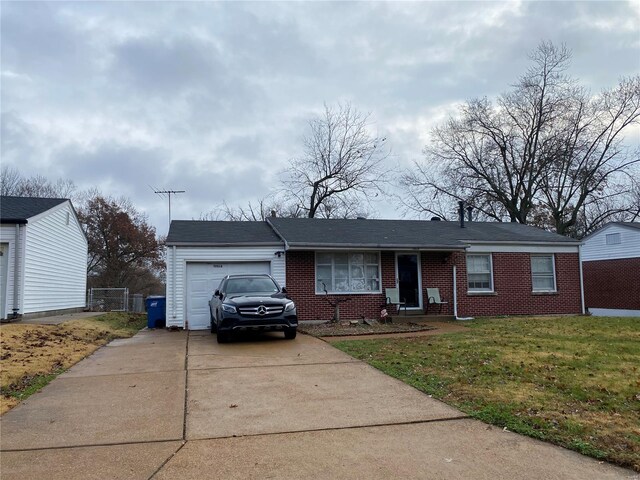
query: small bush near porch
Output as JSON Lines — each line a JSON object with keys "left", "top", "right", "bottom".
{"left": 333, "top": 316, "right": 640, "bottom": 472}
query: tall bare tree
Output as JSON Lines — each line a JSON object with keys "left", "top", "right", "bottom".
{"left": 400, "top": 42, "right": 640, "bottom": 237}
{"left": 0, "top": 166, "right": 77, "bottom": 199}
{"left": 283, "top": 103, "right": 389, "bottom": 218}
{"left": 199, "top": 195, "right": 303, "bottom": 221}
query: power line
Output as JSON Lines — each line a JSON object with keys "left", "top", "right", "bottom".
{"left": 154, "top": 189, "right": 185, "bottom": 227}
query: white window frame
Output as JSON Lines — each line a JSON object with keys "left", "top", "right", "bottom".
{"left": 315, "top": 251, "right": 382, "bottom": 295}
{"left": 466, "top": 253, "right": 494, "bottom": 293}
{"left": 531, "top": 254, "right": 557, "bottom": 293}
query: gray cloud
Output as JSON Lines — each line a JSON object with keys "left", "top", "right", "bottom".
{"left": 1, "top": 1, "right": 638, "bottom": 234}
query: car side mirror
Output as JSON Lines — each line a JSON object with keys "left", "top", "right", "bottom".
{"left": 214, "top": 290, "right": 220, "bottom": 297}
{"left": 281, "top": 287, "right": 287, "bottom": 294}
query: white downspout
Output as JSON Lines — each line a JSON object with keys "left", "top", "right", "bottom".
{"left": 453, "top": 263, "right": 474, "bottom": 321}
{"left": 172, "top": 245, "right": 177, "bottom": 319}
{"left": 578, "top": 245, "right": 586, "bottom": 315}
{"left": 453, "top": 264, "right": 458, "bottom": 318}
{"left": 12, "top": 224, "right": 21, "bottom": 318}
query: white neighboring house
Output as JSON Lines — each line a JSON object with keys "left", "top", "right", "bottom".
{"left": 0, "top": 196, "right": 88, "bottom": 320}
{"left": 581, "top": 222, "right": 640, "bottom": 317}
{"left": 165, "top": 221, "right": 286, "bottom": 330}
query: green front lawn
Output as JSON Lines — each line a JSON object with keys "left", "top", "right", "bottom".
{"left": 333, "top": 316, "right": 640, "bottom": 471}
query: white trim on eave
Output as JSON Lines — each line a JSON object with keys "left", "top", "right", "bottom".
{"left": 465, "top": 243, "right": 580, "bottom": 253}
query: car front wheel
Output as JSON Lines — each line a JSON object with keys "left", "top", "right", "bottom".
{"left": 284, "top": 328, "right": 297, "bottom": 340}
{"left": 210, "top": 311, "right": 217, "bottom": 333}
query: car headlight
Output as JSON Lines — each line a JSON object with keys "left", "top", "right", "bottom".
{"left": 221, "top": 303, "right": 237, "bottom": 314}
{"left": 284, "top": 301, "right": 295, "bottom": 312}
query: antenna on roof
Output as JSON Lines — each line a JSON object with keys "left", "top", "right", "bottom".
{"left": 154, "top": 188, "right": 185, "bottom": 228}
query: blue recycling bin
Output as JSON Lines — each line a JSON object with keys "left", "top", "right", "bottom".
{"left": 145, "top": 296, "right": 166, "bottom": 329}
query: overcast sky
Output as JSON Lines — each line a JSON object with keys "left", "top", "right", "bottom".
{"left": 2, "top": 1, "right": 639, "bottom": 235}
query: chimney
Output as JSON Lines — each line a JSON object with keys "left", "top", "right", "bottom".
{"left": 270, "top": 210, "right": 276, "bottom": 218}
{"left": 458, "top": 201, "right": 465, "bottom": 228}
{"left": 466, "top": 206, "right": 473, "bottom": 222}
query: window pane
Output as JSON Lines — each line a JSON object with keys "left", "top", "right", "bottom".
{"left": 468, "top": 273, "right": 490, "bottom": 290}
{"left": 533, "top": 276, "right": 555, "bottom": 291}
{"left": 349, "top": 253, "right": 364, "bottom": 264}
{"left": 334, "top": 278, "right": 350, "bottom": 292}
{"left": 350, "top": 264, "right": 364, "bottom": 278}
{"left": 531, "top": 256, "right": 553, "bottom": 274}
{"left": 365, "top": 253, "right": 378, "bottom": 264}
{"left": 335, "top": 265, "right": 349, "bottom": 278}
{"left": 334, "top": 253, "right": 348, "bottom": 265}
{"left": 317, "top": 279, "right": 331, "bottom": 292}
{"left": 365, "top": 265, "right": 379, "bottom": 280}
{"left": 317, "top": 265, "right": 332, "bottom": 279}
{"left": 316, "top": 253, "right": 332, "bottom": 264}
{"left": 350, "top": 278, "right": 365, "bottom": 291}
{"left": 467, "top": 255, "right": 490, "bottom": 273}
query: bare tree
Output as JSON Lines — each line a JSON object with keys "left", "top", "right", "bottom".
{"left": 0, "top": 166, "right": 22, "bottom": 196}
{"left": 0, "top": 167, "right": 77, "bottom": 199}
{"left": 283, "top": 102, "right": 389, "bottom": 218}
{"left": 399, "top": 42, "right": 640, "bottom": 237}
{"left": 199, "top": 195, "right": 304, "bottom": 221}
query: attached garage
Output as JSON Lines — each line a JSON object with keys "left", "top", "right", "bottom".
{"left": 186, "top": 261, "right": 271, "bottom": 330}
{"left": 165, "top": 221, "right": 285, "bottom": 330}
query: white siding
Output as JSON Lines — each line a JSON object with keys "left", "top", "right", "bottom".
{"left": 22, "top": 202, "right": 88, "bottom": 314}
{"left": 0, "top": 225, "right": 19, "bottom": 319}
{"left": 166, "top": 246, "right": 286, "bottom": 328}
{"left": 581, "top": 224, "right": 640, "bottom": 261}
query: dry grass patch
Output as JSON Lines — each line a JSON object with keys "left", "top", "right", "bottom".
{"left": 0, "top": 313, "right": 146, "bottom": 414}
{"left": 334, "top": 315, "right": 640, "bottom": 471}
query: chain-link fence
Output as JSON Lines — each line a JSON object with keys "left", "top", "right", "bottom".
{"left": 87, "top": 289, "right": 154, "bottom": 313}
{"left": 88, "top": 288, "right": 129, "bottom": 312}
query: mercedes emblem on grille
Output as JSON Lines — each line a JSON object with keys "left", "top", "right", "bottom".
{"left": 257, "top": 305, "right": 267, "bottom": 316}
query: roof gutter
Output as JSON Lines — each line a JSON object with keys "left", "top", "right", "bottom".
{"left": 164, "top": 241, "right": 284, "bottom": 247}
{"left": 462, "top": 240, "right": 583, "bottom": 246}
{"left": 285, "top": 243, "right": 466, "bottom": 251}
{"left": 0, "top": 219, "right": 28, "bottom": 225}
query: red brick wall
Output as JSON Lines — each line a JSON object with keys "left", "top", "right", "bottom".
{"left": 286, "top": 250, "right": 582, "bottom": 321}
{"left": 285, "top": 251, "right": 396, "bottom": 322}
{"left": 583, "top": 258, "right": 640, "bottom": 310}
{"left": 455, "top": 252, "right": 582, "bottom": 317}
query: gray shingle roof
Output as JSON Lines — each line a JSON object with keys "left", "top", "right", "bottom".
{"left": 166, "top": 220, "right": 284, "bottom": 246}
{"left": 0, "top": 196, "right": 68, "bottom": 224}
{"left": 267, "top": 218, "right": 579, "bottom": 249}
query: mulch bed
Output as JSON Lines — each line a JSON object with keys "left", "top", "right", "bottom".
{"left": 298, "top": 321, "right": 436, "bottom": 337}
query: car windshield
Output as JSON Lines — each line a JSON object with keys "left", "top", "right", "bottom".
{"left": 225, "top": 277, "right": 279, "bottom": 295}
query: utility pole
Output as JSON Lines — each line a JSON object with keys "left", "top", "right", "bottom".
{"left": 154, "top": 189, "right": 185, "bottom": 228}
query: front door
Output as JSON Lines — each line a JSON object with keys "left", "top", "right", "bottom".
{"left": 396, "top": 253, "right": 421, "bottom": 308}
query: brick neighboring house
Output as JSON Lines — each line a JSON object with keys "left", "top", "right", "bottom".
{"left": 581, "top": 222, "right": 640, "bottom": 317}
{"left": 165, "top": 216, "right": 584, "bottom": 329}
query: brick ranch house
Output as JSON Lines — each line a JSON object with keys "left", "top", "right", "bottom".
{"left": 165, "top": 216, "right": 584, "bottom": 330}
{"left": 581, "top": 221, "right": 640, "bottom": 317}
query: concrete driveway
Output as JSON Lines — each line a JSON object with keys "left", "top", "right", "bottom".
{"left": 0, "top": 330, "right": 636, "bottom": 479}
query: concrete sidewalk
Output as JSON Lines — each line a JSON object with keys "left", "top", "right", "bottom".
{"left": 1, "top": 330, "right": 636, "bottom": 479}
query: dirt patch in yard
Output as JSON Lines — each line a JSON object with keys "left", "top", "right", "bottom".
{"left": 299, "top": 321, "right": 436, "bottom": 337}
{"left": 0, "top": 313, "right": 146, "bottom": 414}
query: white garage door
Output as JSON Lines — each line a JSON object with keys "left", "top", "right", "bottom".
{"left": 186, "top": 262, "right": 271, "bottom": 330}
